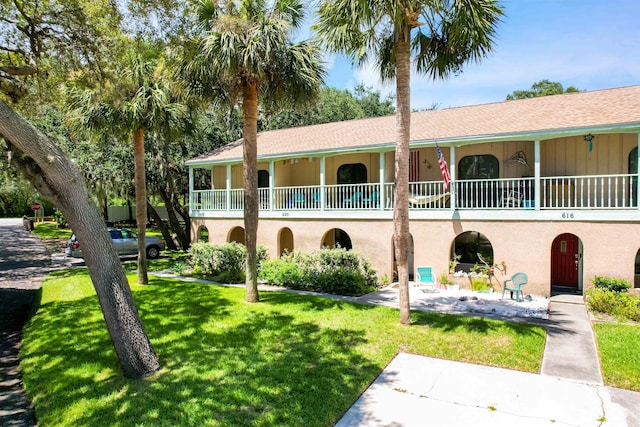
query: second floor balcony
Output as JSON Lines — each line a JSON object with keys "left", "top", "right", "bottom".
{"left": 190, "top": 173, "right": 639, "bottom": 220}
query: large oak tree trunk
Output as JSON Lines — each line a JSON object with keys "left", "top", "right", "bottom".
{"left": 242, "top": 80, "right": 259, "bottom": 303}
{"left": 394, "top": 32, "right": 412, "bottom": 325}
{"left": 0, "top": 100, "right": 160, "bottom": 379}
{"left": 133, "top": 127, "right": 148, "bottom": 285}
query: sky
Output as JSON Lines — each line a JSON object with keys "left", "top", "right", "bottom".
{"left": 314, "top": 0, "right": 640, "bottom": 110}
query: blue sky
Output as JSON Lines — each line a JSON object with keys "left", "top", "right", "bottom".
{"left": 314, "top": 0, "right": 640, "bottom": 110}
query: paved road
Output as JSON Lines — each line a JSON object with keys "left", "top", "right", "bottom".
{"left": 0, "top": 218, "right": 48, "bottom": 427}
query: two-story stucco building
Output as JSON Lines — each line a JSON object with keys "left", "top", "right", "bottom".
{"left": 186, "top": 85, "right": 640, "bottom": 296}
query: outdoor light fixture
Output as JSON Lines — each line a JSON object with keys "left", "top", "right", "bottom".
{"left": 584, "top": 133, "right": 594, "bottom": 152}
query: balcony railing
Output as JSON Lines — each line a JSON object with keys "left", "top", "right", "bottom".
{"left": 191, "top": 174, "right": 638, "bottom": 212}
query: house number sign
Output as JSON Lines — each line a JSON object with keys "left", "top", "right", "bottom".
{"left": 561, "top": 212, "right": 575, "bottom": 219}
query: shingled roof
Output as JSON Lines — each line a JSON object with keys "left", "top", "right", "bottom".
{"left": 187, "top": 85, "right": 640, "bottom": 165}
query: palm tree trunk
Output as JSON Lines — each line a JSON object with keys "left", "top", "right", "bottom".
{"left": 243, "top": 80, "right": 260, "bottom": 303}
{"left": 0, "top": 100, "right": 160, "bottom": 378}
{"left": 133, "top": 127, "right": 148, "bottom": 285}
{"left": 394, "top": 30, "right": 412, "bottom": 325}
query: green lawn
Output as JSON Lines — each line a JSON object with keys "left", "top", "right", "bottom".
{"left": 31, "top": 221, "right": 72, "bottom": 239}
{"left": 593, "top": 323, "right": 640, "bottom": 391}
{"left": 21, "top": 270, "right": 545, "bottom": 426}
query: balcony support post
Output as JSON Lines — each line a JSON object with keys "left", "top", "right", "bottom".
{"left": 320, "top": 157, "right": 326, "bottom": 210}
{"left": 534, "top": 140, "right": 541, "bottom": 211}
{"left": 188, "top": 166, "right": 194, "bottom": 214}
{"left": 226, "top": 164, "right": 231, "bottom": 211}
{"left": 379, "top": 152, "right": 385, "bottom": 210}
{"left": 637, "top": 133, "right": 640, "bottom": 210}
{"left": 269, "top": 161, "right": 275, "bottom": 211}
{"left": 449, "top": 146, "right": 456, "bottom": 210}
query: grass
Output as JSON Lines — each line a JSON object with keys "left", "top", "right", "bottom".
{"left": 21, "top": 270, "right": 546, "bottom": 426}
{"left": 31, "top": 221, "right": 72, "bottom": 239}
{"left": 593, "top": 323, "right": 640, "bottom": 391}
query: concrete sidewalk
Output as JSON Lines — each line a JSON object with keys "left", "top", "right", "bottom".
{"left": 337, "top": 353, "right": 632, "bottom": 427}
{"left": 337, "top": 293, "right": 640, "bottom": 427}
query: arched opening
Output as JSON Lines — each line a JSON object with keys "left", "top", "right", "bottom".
{"left": 337, "top": 163, "right": 367, "bottom": 184}
{"left": 457, "top": 154, "right": 499, "bottom": 208}
{"left": 321, "top": 228, "right": 352, "bottom": 250}
{"left": 550, "top": 233, "right": 583, "bottom": 294}
{"left": 634, "top": 249, "right": 640, "bottom": 288}
{"left": 392, "top": 234, "right": 414, "bottom": 281}
{"left": 228, "top": 226, "right": 246, "bottom": 245}
{"left": 258, "top": 169, "right": 270, "bottom": 208}
{"left": 451, "top": 231, "right": 494, "bottom": 272}
{"left": 197, "top": 225, "right": 209, "bottom": 243}
{"left": 278, "top": 227, "right": 294, "bottom": 256}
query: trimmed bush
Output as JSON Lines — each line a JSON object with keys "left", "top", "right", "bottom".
{"left": 593, "top": 276, "right": 631, "bottom": 293}
{"left": 586, "top": 288, "right": 640, "bottom": 322}
{"left": 259, "top": 248, "right": 379, "bottom": 296}
{"left": 189, "top": 242, "right": 268, "bottom": 283}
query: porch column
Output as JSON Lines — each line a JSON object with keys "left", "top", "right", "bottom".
{"left": 188, "top": 166, "right": 194, "bottom": 213}
{"left": 534, "top": 140, "right": 541, "bottom": 211}
{"left": 637, "top": 133, "right": 640, "bottom": 210}
{"left": 269, "top": 160, "right": 275, "bottom": 211}
{"left": 320, "top": 157, "right": 326, "bottom": 210}
{"left": 449, "top": 146, "right": 456, "bottom": 210}
{"left": 379, "top": 152, "right": 385, "bottom": 210}
{"left": 226, "top": 164, "right": 231, "bottom": 211}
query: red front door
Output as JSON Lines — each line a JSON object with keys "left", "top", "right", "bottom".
{"left": 551, "top": 233, "right": 579, "bottom": 287}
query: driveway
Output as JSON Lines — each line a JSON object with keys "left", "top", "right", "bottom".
{"left": 0, "top": 218, "right": 49, "bottom": 427}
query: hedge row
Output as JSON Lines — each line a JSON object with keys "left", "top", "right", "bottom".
{"left": 259, "top": 248, "right": 379, "bottom": 296}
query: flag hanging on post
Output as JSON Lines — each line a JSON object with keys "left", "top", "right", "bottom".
{"left": 436, "top": 143, "right": 451, "bottom": 190}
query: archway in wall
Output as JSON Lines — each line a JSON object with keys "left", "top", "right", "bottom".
{"left": 635, "top": 249, "right": 640, "bottom": 288}
{"left": 197, "top": 225, "right": 209, "bottom": 243}
{"left": 321, "top": 228, "right": 352, "bottom": 250}
{"left": 452, "top": 231, "right": 494, "bottom": 272}
{"left": 550, "top": 233, "right": 583, "bottom": 294}
{"left": 392, "top": 234, "right": 414, "bottom": 281}
{"left": 278, "top": 227, "right": 294, "bottom": 256}
{"left": 228, "top": 226, "right": 246, "bottom": 245}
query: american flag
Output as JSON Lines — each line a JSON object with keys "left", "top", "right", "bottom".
{"left": 436, "top": 143, "right": 451, "bottom": 190}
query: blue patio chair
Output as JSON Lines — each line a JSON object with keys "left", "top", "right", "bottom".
{"left": 343, "top": 191, "right": 363, "bottom": 208}
{"left": 415, "top": 266, "right": 437, "bottom": 292}
{"left": 502, "top": 272, "right": 528, "bottom": 302}
{"left": 362, "top": 190, "right": 380, "bottom": 208}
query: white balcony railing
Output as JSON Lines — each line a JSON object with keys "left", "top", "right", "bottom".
{"left": 191, "top": 174, "right": 638, "bottom": 213}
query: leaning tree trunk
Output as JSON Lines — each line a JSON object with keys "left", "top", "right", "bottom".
{"left": 394, "top": 31, "right": 412, "bottom": 325}
{"left": 147, "top": 201, "right": 177, "bottom": 250}
{"left": 160, "top": 177, "right": 189, "bottom": 250}
{"left": 0, "top": 99, "right": 160, "bottom": 379}
{"left": 133, "top": 127, "right": 148, "bottom": 285}
{"left": 242, "top": 80, "right": 260, "bottom": 303}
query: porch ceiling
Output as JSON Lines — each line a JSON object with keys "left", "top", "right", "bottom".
{"left": 186, "top": 85, "right": 640, "bottom": 166}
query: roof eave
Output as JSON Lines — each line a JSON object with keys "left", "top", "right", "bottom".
{"left": 186, "top": 121, "right": 640, "bottom": 167}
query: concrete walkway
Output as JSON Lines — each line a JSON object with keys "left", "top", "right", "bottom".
{"left": 337, "top": 291, "right": 640, "bottom": 427}
{"left": 0, "top": 218, "right": 48, "bottom": 427}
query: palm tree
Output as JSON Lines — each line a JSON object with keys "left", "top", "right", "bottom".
{"left": 182, "top": 0, "right": 325, "bottom": 303}
{"left": 315, "top": 0, "right": 503, "bottom": 324}
{"left": 72, "top": 42, "right": 187, "bottom": 284}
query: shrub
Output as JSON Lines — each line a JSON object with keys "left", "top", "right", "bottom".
{"left": 258, "top": 247, "right": 379, "bottom": 296}
{"left": 593, "top": 276, "right": 631, "bottom": 293}
{"left": 189, "top": 242, "right": 268, "bottom": 284}
{"left": 259, "top": 258, "right": 304, "bottom": 288}
{"left": 586, "top": 288, "right": 640, "bottom": 322}
{"left": 471, "top": 278, "right": 490, "bottom": 292}
{"left": 53, "top": 210, "right": 68, "bottom": 228}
